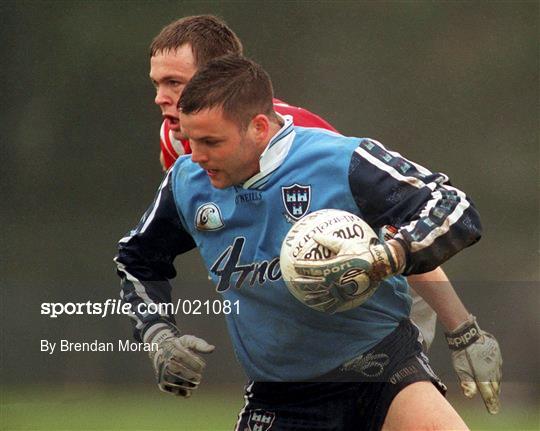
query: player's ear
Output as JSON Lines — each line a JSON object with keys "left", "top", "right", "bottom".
{"left": 249, "top": 114, "right": 270, "bottom": 142}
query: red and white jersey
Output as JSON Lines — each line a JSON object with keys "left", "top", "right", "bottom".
{"left": 160, "top": 119, "right": 190, "bottom": 170}
{"left": 159, "top": 98, "right": 338, "bottom": 170}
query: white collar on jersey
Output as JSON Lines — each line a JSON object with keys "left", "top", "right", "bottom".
{"left": 242, "top": 114, "right": 295, "bottom": 190}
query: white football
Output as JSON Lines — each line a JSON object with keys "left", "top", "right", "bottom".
{"left": 280, "top": 209, "right": 379, "bottom": 313}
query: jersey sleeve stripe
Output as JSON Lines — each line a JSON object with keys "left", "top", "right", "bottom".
{"left": 115, "top": 260, "right": 175, "bottom": 330}
{"left": 407, "top": 187, "right": 470, "bottom": 252}
{"left": 354, "top": 141, "right": 428, "bottom": 189}
{"left": 139, "top": 171, "right": 173, "bottom": 234}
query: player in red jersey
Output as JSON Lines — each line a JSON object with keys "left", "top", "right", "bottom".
{"left": 147, "top": 15, "right": 502, "bottom": 416}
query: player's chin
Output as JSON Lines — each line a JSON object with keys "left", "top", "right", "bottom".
{"left": 208, "top": 176, "right": 229, "bottom": 189}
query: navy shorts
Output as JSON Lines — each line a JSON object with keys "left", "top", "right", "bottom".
{"left": 234, "top": 319, "right": 446, "bottom": 431}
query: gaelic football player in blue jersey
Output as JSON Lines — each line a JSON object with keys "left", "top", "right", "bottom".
{"left": 116, "top": 54, "right": 496, "bottom": 430}
{"left": 143, "top": 15, "right": 501, "bottom": 414}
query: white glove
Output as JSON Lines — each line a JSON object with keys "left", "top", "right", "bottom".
{"left": 144, "top": 322, "right": 215, "bottom": 397}
{"left": 446, "top": 315, "right": 502, "bottom": 414}
{"left": 292, "top": 234, "right": 405, "bottom": 313}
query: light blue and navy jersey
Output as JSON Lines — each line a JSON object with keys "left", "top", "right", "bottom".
{"left": 115, "top": 115, "right": 481, "bottom": 381}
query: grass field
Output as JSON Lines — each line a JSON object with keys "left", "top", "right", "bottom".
{"left": 1, "top": 385, "right": 538, "bottom": 430}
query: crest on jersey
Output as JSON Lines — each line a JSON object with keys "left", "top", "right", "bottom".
{"left": 248, "top": 409, "right": 275, "bottom": 431}
{"left": 195, "top": 202, "right": 224, "bottom": 231}
{"left": 281, "top": 184, "right": 311, "bottom": 222}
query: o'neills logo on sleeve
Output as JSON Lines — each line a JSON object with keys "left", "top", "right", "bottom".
{"left": 195, "top": 202, "right": 225, "bottom": 231}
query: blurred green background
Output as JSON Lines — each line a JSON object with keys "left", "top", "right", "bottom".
{"left": 1, "top": 1, "right": 538, "bottom": 430}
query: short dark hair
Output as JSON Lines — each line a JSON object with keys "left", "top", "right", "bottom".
{"left": 150, "top": 15, "right": 243, "bottom": 68}
{"left": 179, "top": 55, "right": 276, "bottom": 130}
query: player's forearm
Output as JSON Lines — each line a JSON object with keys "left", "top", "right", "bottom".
{"left": 115, "top": 254, "right": 177, "bottom": 340}
{"left": 114, "top": 170, "right": 196, "bottom": 339}
{"left": 407, "top": 267, "right": 469, "bottom": 332}
{"left": 394, "top": 189, "right": 482, "bottom": 276}
{"left": 348, "top": 139, "right": 482, "bottom": 276}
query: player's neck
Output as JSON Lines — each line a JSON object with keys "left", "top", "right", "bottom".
{"left": 266, "top": 119, "right": 283, "bottom": 143}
